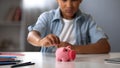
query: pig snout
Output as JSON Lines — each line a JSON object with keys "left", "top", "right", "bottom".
{"left": 69, "top": 50, "right": 76, "bottom": 60}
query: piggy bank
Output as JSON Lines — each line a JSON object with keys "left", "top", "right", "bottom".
{"left": 55, "top": 46, "right": 76, "bottom": 62}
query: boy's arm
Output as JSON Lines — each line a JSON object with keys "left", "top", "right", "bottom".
{"left": 73, "top": 38, "right": 111, "bottom": 54}
{"left": 57, "top": 38, "right": 111, "bottom": 54}
{"left": 27, "top": 30, "right": 60, "bottom": 47}
{"left": 27, "top": 30, "right": 42, "bottom": 47}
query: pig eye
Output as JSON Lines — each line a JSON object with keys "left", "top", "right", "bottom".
{"left": 64, "top": 48, "right": 68, "bottom": 52}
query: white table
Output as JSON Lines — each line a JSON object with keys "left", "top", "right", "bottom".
{"left": 0, "top": 52, "right": 120, "bottom": 68}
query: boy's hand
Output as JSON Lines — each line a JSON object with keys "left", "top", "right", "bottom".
{"left": 39, "top": 34, "right": 60, "bottom": 47}
{"left": 56, "top": 42, "right": 72, "bottom": 48}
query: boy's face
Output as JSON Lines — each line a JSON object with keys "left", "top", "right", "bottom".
{"left": 57, "top": 0, "right": 82, "bottom": 19}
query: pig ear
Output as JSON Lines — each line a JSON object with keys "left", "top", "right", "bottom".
{"left": 67, "top": 46, "right": 71, "bottom": 49}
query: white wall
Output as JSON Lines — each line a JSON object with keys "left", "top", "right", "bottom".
{"left": 81, "top": 0, "right": 120, "bottom": 52}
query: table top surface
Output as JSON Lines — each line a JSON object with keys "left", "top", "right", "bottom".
{"left": 0, "top": 52, "right": 120, "bottom": 68}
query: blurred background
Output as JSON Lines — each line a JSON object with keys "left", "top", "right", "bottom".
{"left": 0, "top": 0, "right": 120, "bottom": 52}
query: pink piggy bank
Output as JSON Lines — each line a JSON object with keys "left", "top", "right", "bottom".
{"left": 55, "top": 46, "right": 76, "bottom": 62}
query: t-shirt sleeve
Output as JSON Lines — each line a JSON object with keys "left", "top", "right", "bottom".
{"left": 89, "top": 16, "right": 108, "bottom": 43}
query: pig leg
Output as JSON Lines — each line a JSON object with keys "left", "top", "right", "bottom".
{"left": 62, "top": 58, "right": 71, "bottom": 62}
{"left": 56, "top": 58, "right": 62, "bottom": 62}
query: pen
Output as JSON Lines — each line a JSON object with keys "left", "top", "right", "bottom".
{"left": 11, "top": 62, "right": 35, "bottom": 68}
{"left": 105, "top": 58, "right": 120, "bottom": 62}
{"left": 0, "top": 52, "right": 24, "bottom": 56}
{"left": 0, "top": 60, "right": 21, "bottom": 65}
{"left": 0, "top": 60, "right": 21, "bottom": 62}
{"left": 0, "top": 56, "right": 16, "bottom": 58}
{"left": 0, "top": 62, "right": 17, "bottom": 65}
{"left": 106, "top": 61, "right": 120, "bottom": 64}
